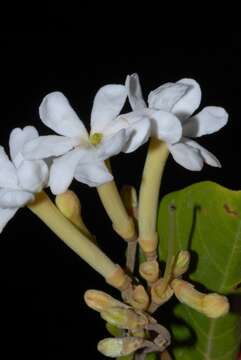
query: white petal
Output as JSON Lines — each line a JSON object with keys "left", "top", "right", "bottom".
{"left": 102, "top": 110, "right": 151, "bottom": 153}
{"left": 184, "top": 139, "right": 221, "bottom": 167}
{"left": 148, "top": 78, "right": 201, "bottom": 120}
{"left": 17, "top": 160, "right": 49, "bottom": 193}
{"left": 125, "top": 73, "right": 147, "bottom": 110}
{"left": 168, "top": 141, "right": 204, "bottom": 171}
{"left": 74, "top": 161, "right": 113, "bottom": 187}
{"left": 39, "top": 92, "right": 88, "bottom": 138}
{"left": 90, "top": 85, "right": 127, "bottom": 133}
{"left": 148, "top": 109, "right": 182, "bottom": 144}
{"left": 183, "top": 106, "right": 229, "bottom": 137}
{"left": 9, "top": 126, "right": 39, "bottom": 163}
{"left": 0, "top": 189, "right": 34, "bottom": 209}
{"left": 173, "top": 79, "right": 202, "bottom": 120}
{"left": 23, "top": 135, "right": 78, "bottom": 160}
{"left": 0, "top": 146, "right": 18, "bottom": 189}
{"left": 49, "top": 148, "right": 95, "bottom": 194}
{"left": 122, "top": 116, "right": 151, "bottom": 153}
{"left": 97, "top": 129, "right": 127, "bottom": 160}
{"left": 0, "top": 207, "right": 18, "bottom": 233}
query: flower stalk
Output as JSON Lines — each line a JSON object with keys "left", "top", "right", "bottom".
{"left": 138, "top": 138, "right": 169, "bottom": 259}
{"left": 28, "top": 191, "right": 130, "bottom": 290}
{"left": 97, "top": 180, "right": 136, "bottom": 241}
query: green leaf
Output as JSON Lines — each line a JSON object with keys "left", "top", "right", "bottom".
{"left": 158, "top": 181, "right": 241, "bottom": 360}
{"left": 118, "top": 355, "right": 134, "bottom": 360}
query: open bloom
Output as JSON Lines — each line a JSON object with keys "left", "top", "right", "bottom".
{"left": 0, "top": 126, "right": 48, "bottom": 233}
{"left": 126, "top": 74, "right": 228, "bottom": 170}
{"left": 24, "top": 85, "right": 154, "bottom": 194}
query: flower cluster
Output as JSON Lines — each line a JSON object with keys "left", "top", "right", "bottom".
{"left": 0, "top": 74, "right": 228, "bottom": 233}
{"left": 0, "top": 74, "right": 231, "bottom": 359}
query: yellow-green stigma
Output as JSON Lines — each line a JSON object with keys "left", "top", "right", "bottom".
{"left": 90, "top": 132, "right": 103, "bottom": 146}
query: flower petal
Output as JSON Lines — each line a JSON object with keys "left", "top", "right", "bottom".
{"left": 0, "top": 189, "right": 34, "bottom": 208}
{"left": 0, "top": 207, "right": 18, "bottom": 233}
{"left": 125, "top": 73, "right": 147, "bottom": 110}
{"left": 122, "top": 115, "right": 151, "bottom": 153}
{"left": 39, "top": 92, "right": 88, "bottom": 138}
{"left": 148, "top": 109, "right": 182, "bottom": 144}
{"left": 183, "top": 106, "right": 229, "bottom": 138}
{"left": 173, "top": 79, "right": 202, "bottom": 120}
{"left": 184, "top": 139, "right": 221, "bottom": 167}
{"left": 9, "top": 126, "right": 39, "bottom": 164}
{"left": 0, "top": 146, "right": 18, "bottom": 189}
{"left": 148, "top": 78, "right": 201, "bottom": 120}
{"left": 74, "top": 161, "right": 113, "bottom": 187}
{"left": 97, "top": 129, "right": 128, "bottom": 160}
{"left": 90, "top": 85, "right": 127, "bottom": 133}
{"left": 168, "top": 141, "right": 204, "bottom": 171}
{"left": 17, "top": 160, "right": 49, "bottom": 193}
{"left": 23, "top": 135, "right": 78, "bottom": 160}
{"left": 49, "top": 148, "right": 95, "bottom": 194}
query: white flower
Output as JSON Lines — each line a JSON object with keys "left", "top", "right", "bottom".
{"left": 23, "top": 85, "right": 153, "bottom": 194}
{"left": 0, "top": 126, "right": 49, "bottom": 233}
{"left": 123, "top": 75, "right": 183, "bottom": 151}
{"left": 126, "top": 74, "right": 228, "bottom": 170}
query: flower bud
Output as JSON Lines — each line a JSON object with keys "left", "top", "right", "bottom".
{"left": 84, "top": 290, "right": 128, "bottom": 313}
{"left": 126, "top": 285, "right": 150, "bottom": 311}
{"left": 151, "top": 278, "right": 174, "bottom": 306}
{"left": 55, "top": 190, "right": 91, "bottom": 237}
{"left": 173, "top": 250, "right": 190, "bottom": 278}
{"left": 171, "top": 279, "right": 229, "bottom": 318}
{"left": 139, "top": 260, "right": 159, "bottom": 283}
{"left": 100, "top": 307, "right": 147, "bottom": 330}
{"left": 97, "top": 337, "right": 145, "bottom": 357}
{"left": 202, "top": 293, "right": 230, "bottom": 318}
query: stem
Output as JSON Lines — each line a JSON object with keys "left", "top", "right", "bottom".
{"left": 126, "top": 241, "right": 137, "bottom": 273}
{"left": 97, "top": 181, "right": 136, "bottom": 241}
{"left": 28, "top": 191, "right": 127, "bottom": 289}
{"left": 138, "top": 138, "right": 169, "bottom": 257}
{"left": 156, "top": 204, "right": 177, "bottom": 297}
{"left": 160, "top": 350, "right": 173, "bottom": 360}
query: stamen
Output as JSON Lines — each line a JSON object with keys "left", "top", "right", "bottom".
{"left": 90, "top": 132, "right": 103, "bottom": 145}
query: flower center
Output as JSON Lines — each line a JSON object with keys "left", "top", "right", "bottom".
{"left": 89, "top": 132, "right": 103, "bottom": 146}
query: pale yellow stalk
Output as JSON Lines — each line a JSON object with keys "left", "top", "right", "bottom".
{"left": 97, "top": 180, "right": 136, "bottom": 241}
{"left": 28, "top": 191, "right": 128, "bottom": 290}
{"left": 138, "top": 138, "right": 169, "bottom": 257}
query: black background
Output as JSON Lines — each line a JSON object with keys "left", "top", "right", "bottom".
{"left": 1, "top": 32, "right": 241, "bottom": 358}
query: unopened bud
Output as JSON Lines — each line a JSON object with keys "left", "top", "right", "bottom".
{"left": 151, "top": 279, "right": 174, "bottom": 306}
{"left": 173, "top": 251, "right": 190, "bottom": 278}
{"left": 55, "top": 191, "right": 91, "bottom": 237}
{"left": 100, "top": 307, "right": 147, "bottom": 330}
{"left": 126, "top": 285, "right": 150, "bottom": 311}
{"left": 139, "top": 260, "right": 159, "bottom": 283}
{"left": 97, "top": 337, "right": 145, "bottom": 358}
{"left": 171, "top": 279, "right": 229, "bottom": 319}
{"left": 202, "top": 293, "right": 230, "bottom": 318}
{"left": 121, "top": 185, "right": 138, "bottom": 219}
{"left": 84, "top": 290, "right": 128, "bottom": 313}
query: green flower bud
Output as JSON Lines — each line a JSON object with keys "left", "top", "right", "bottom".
{"left": 172, "top": 279, "right": 229, "bottom": 319}
{"left": 84, "top": 290, "right": 128, "bottom": 312}
{"left": 173, "top": 250, "right": 190, "bottom": 278}
{"left": 100, "top": 307, "right": 147, "bottom": 330}
{"left": 97, "top": 337, "right": 145, "bottom": 357}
